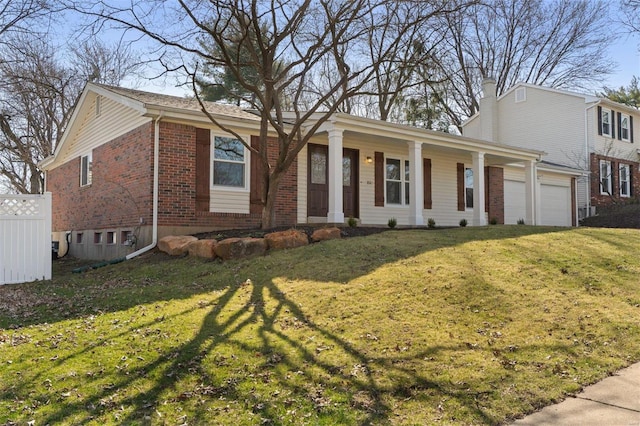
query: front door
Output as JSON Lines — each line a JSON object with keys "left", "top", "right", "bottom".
{"left": 307, "top": 144, "right": 359, "bottom": 218}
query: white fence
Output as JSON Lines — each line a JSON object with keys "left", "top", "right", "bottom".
{"left": 0, "top": 193, "right": 52, "bottom": 285}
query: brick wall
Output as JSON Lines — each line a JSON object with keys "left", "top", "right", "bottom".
{"left": 157, "top": 122, "right": 298, "bottom": 230}
{"left": 47, "top": 122, "right": 154, "bottom": 232}
{"left": 590, "top": 153, "right": 640, "bottom": 207}
{"left": 485, "top": 166, "right": 505, "bottom": 224}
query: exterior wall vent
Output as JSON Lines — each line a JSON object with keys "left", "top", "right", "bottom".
{"left": 515, "top": 87, "right": 526, "bottom": 103}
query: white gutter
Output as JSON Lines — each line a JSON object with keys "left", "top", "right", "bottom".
{"left": 584, "top": 104, "right": 593, "bottom": 218}
{"left": 126, "top": 113, "right": 162, "bottom": 259}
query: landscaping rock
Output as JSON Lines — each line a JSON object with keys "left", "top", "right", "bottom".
{"left": 187, "top": 239, "right": 217, "bottom": 259}
{"left": 214, "top": 237, "right": 268, "bottom": 260}
{"left": 264, "top": 229, "right": 309, "bottom": 250}
{"left": 311, "top": 227, "right": 342, "bottom": 242}
{"left": 158, "top": 235, "right": 198, "bottom": 256}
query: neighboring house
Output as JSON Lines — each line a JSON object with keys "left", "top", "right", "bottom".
{"left": 40, "top": 83, "right": 578, "bottom": 259}
{"left": 463, "top": 79, "right": 640, "bottom": 220}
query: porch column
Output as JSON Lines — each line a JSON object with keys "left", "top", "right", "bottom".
{"left": 408, "top": 141, "right": 424, "bottom": 226}
{"left": 327, "top": 128, "right": 344, "bottom": 224}
{"left": 472, "top": 151, "right": 487, "bottom": 226}
{"left": 524, "top": 160, "right": 537, "bottom": 225}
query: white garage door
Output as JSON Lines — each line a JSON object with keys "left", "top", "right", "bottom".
{"left": 504, "top": 180, "right": 525, "bottom": 224}
{"left": 504, "top": 181, "right": 572, "bottom": 226}
{"left": 540, "top": 184, "right": 571, "bottom": 226}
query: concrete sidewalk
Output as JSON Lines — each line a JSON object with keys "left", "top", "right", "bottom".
{"left": 512, "top": 362, "right": 640, "bottom": 425}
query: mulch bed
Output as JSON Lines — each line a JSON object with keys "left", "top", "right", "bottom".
{"left": 193, "top": 225, "right": 424, "bottom": 241}
{"left": 580, "top": 203, "right": 640, "bottom": 229}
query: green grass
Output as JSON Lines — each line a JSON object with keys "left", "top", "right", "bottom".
{"left": 1, "top": 226, "right": 640, "bottom": 425}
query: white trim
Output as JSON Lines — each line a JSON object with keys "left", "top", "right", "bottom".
{"left": 601, "top": 107, "right": 613, "bottom": 137}
{"left": 619, "top": 163, "right": 631, "bottom": 197}
{"left": 599, "top": 159, "right": 612, "bottom": 195}
{"left": 80, "top": 151, "right": 92, "bottom": 187}
{"left": 384, "top": 155, "right": 410, "bottom": 207}
{"left": 620, "top": 113, "right": 631, "bottom": 142}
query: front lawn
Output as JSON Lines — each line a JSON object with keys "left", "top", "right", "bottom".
{"left": 1, "top": 226, "right": 639, "bottom": 425}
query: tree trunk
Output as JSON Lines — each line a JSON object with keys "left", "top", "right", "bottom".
{"left": 261, "top": 170, "right": 283, "bottom": 229}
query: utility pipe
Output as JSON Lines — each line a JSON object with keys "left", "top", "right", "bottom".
{"left": 126, "top": 113, "right": 162, "bottom": 260}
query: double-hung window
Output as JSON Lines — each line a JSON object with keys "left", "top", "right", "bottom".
{"left": 212, "top": 135, "right": 247, "bottom": 188}
{"left": 385, "top": 158, "right": 410, "bottom": 205}
{"left": 601, "top": 108, "right": 612, "bottom": 137}
{"left": 465, "top": 168, "right": 474, "bottom": 208}
{"left": 619, "top": 163, "right": 631, "bottom": 197}
{"left": 620, "top": 114, "right": 631, "bottom": 142}
{"left": 80, "top": 152, "right": 92, "bottom": 187}
{"left": 600, "top": 160, "right": 612, "bottom": 195}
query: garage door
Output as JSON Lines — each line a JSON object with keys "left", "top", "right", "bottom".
{"left": 504, "top": 181, "right": 572, "bottom": 226}
{"left": 540, "top": 184, "right": 571, "bottom": 226}
{"left": 504, "top": 180, "right": 525, "bottom": 224}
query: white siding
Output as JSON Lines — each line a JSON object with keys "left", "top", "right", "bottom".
{"left": 210, "top": 189, "right": 250, "bottom": 214}
{"left": 0, "top": 194, "right": 52, "bottom": 284}
{"left": 56, "top": 94, "right": 151, "bottom": 166}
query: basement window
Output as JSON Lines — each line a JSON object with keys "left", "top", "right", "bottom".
{"left": 106, "top": 231, "right": 116, "bottom": 245}
{"left": 94, "top": 232, "right": 103, "bottom": 244}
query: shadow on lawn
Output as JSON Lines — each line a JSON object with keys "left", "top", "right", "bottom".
{"left": 2, "top": 226, "right": 580, "bottom": 424}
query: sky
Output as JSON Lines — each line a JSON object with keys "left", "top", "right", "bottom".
{"left": 607, "top": 32, "right": 640, "bottom": 89}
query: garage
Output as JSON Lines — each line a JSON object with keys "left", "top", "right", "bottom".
{"left": 503, "top": 171, "right": 574, "bottom": 227}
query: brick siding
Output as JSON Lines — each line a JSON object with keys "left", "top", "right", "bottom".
{"left": 47, "top": 122, "right": 154, "bottom": 232}
{"left": 486, "top": 166, "right": 505, "bottom": 224}
{"left": 590, "top": 153, "right": 640, "bottom": 207}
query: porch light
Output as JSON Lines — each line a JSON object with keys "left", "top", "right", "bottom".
{"left": 365, "top": 156, "right": 373, "bottom": 164}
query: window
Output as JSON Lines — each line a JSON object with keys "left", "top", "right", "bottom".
{"left": 80, "top": 152, "right": 92, "bottom": 187}
{"left": 385, "top": 158, "right": 410, "bottom": 205}
{"left": 600, "top": 160, "right": 612, "bottom": 194}
{"left": 620, "top": 114, "right": 630, "bottom": 141}
{"left": 212, "top": 135, "right": 246, "bottom": 188}
{"left": 76, "top": 232, "right": 83, "bottom": 244}
{"left": 94, "top": 232, "right": 103, "bottom": 244}
{"left": 121, "top": 230, "right": 134, "bottom": 246}
{"left": 106, "top": 231, "right": 116, "bottom": 245}
{"left": 465, "top": 168, "right": 474, "bottom": 208}
{"left": 601, "top": 108, "right": 612, "bottom": 137}
{"left": 619, "top": 163, "right": 631, "bottom": 197}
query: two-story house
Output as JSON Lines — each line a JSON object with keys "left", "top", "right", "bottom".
{"left": 463, "top": 79, "right": 640, "bottom": 219}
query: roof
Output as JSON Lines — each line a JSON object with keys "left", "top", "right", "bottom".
{"left": 92, "top": 84, "right": 260, "bottom": 122}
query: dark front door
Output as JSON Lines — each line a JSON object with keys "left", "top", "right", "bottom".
{"left": 307, "top": 144, "right": 359, "bottom": 218}
{"left": 342, "top": 148, "right": 359, "bottom": 218}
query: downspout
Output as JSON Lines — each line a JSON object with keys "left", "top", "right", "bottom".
{"left": 126, "top": 113, "right": 162, "bottom": 260}
{"left": 584, "top": 105, "right": 591, "bottom": 218}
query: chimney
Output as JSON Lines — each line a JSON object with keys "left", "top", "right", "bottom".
{"left": 479, "top": 78, "right": 498, "bottom": 142}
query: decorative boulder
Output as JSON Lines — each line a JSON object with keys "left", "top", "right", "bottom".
{"left": 187, "top": 239, "right": 218, "bottom": 259}
{"left": 158, "top": 235, "right": 198, "bottom": 256}
{"left": 311, "top": 227, "right": 342, "bottom": 242}
{"left": 264, "top": 229, "right": 309, "bottom": 250}
{"left": 214, "top": 237, "right": 268, "bottom": 260}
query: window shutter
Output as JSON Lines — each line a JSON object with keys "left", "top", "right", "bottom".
{"left": 457, "top": 163, "right": 465, "bottom": 211}
{"left": 374, "top": 151, "right": 384, "bottom": 206}
{"left": 250, "top": 136, "right": 264, "bottom": 214}
{"left": 630, "top": 166, "right": 634, "bottom": 197}
{"left": 617, "top": 112, "right": 622, "bottom": 140}
{"left": 484, "top": 166, "right": 489, "bottom": 213}
{"left": 195, "top": 128, "right": 210, "bottom": 212}
{"left": 423, "top": 158, "right": 432, "bottom": 209}
{"left": 631, "top": 116, "right": 634, "bottom": 143}
{"left": 597, "top": 106, "right": 602, "bottom": 136}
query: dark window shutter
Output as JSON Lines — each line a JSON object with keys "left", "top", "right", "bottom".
{"left": 457, "top": 163, "right": 465, "bottom": 211}
{"left": 631, "top": 116, "right": 634, "bottom": 143}
{"left": 629, "top": 166, "right": 633, "bottom": 197}
{"left": 597, "top": 106, "right": 602, "bottom": 136}
{"left": 250, "top": 136, "right": 264, "bottom": 214}
{"left": 374, "top": 151, "right": 384, "bottom": 206}
{"left": 195, "top": 128, "right": 210, "bottom": 212}
{"left": 611, "top": 110, "right": 616, "bottom": 137}
{"left": 617, "top": 112, "right": 622, "bottom": 140}
{"left": 484, "top": 166, "right": 489, "bottom": 213}
{"left": 423, "top": 158, "right": 432, "bottom": 209}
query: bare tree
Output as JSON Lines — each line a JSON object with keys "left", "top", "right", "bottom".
{"left": 69, "top": 0, "right": 450, "bottom": 228}
{"left": 429, "top": 0, "right": 613, "bottom": 131}
{"left": 622, "top": 0, "right": 640, "bottom": 34}
{"left": 0, "top": 34, "right": 140, "bottom": 194}
{"left": 0, "top": 0, "right": 51, "bottom": 39}
{"left": 70, "top": 39, "right": 142, "bottom": 86}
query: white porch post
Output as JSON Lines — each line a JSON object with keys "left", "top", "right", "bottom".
{"left": 524, "top": 160, "right": 537, "bottom": 225}
{"left": 408, "top": 141, "right": 424, "bottom": 226}
{"left": 472, "top": 151, "right": 486, "bottom": 226}
{"left": 327, "top": 128, "right": 344, "bottom": 224}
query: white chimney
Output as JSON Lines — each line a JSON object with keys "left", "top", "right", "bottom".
{"left": 479, "top": 78, "right": 498, "bottom": 142}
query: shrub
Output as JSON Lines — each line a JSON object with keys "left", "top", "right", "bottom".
{"left": 489, "top": 217, "right": 498, "bottom": 225}
{"left": 459, "top": 218, "right": 467, "bottom": 227}
{"left": 427, "top": 218, "right": 436, "bottom": 228}
{"left": 388, "top": 217, "right": 397, "bottom": 229}
{"left": 348, "top": 217, "right": 357, "bottom": 228}
{"left": 517, "top": 218, "right": 525, "bottom": 225}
